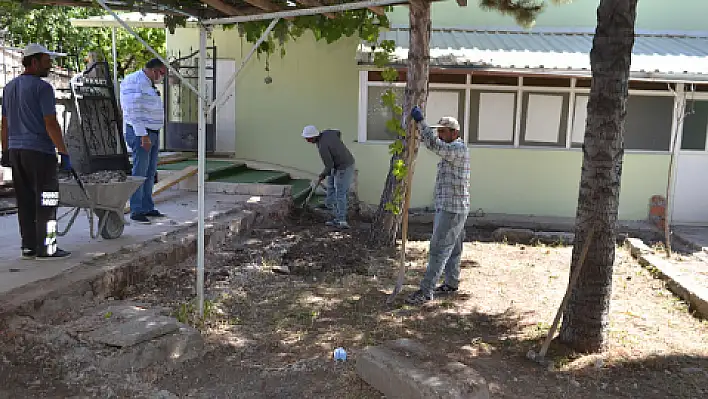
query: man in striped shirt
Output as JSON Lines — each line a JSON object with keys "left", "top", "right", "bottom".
{"left": 406, "top": 106, "right": 471, "bottom": 305}
{"left": 120, "top": 58, "right": 167, "bottom": 225}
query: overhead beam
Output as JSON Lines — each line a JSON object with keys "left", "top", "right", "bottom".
{"left": 201, "top": 0, "right": 244, "bottom": 15}
{"left": 296, "top": 0, "right": 336, "bottom": 18}
{"left": 28, "top": 0, "right": 208, "bottom": 17}
{"left": 368, "top": 6, "right": 386, "bottom": 15}
{"left": 243, "top": 0, "right": 281, "bottom": 12}
{"left": 204, "top": 0, "right": 409, "bottom": 25}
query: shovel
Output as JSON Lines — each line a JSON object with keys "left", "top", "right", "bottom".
{"left": 301, "top": 178, "right": 323, "bottom": 209}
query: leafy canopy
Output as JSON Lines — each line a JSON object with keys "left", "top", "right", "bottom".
{"left": 0, "top": 2, "right": 164, "bottom": 77}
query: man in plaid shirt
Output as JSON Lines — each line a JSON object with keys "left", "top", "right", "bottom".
{"left": 406, "top": 106, "right": 470, "bottom": 305}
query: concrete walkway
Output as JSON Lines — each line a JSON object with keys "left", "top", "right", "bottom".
{"left": 0, "top": 189, "right": 272, "bottom": 295}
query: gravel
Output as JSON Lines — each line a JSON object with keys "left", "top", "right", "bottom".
{"left": 61, "top": 170, "right": 128, "bottom": 184}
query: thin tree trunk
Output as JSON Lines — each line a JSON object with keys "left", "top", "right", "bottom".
{"left": 558, "top": 0, "right": 638, "bottom": 353}
{"left": 368, "top": 0, "right": 431, "bottom": 247}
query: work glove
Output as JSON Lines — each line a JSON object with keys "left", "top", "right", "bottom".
{"left": 411, "top": 106, "right": 424, "bottom": 123}
{"left": 0, "top": 150, "right": 10, "bottom": 168}
{"left": 59, "top": 153, "right": 72, "bottom": 172}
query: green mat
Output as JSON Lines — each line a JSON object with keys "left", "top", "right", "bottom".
{"left": 210, "top": 169, "right": 288, "bottom": 184}
{"left": 157, "top": 159, "right": 240, "bottom": 173}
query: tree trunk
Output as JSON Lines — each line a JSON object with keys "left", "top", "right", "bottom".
{"left": 368, "top": 0, "right": 431, "bottom": 247}
{"left": 558, "top": 0, "right": 638, "bottom": 353}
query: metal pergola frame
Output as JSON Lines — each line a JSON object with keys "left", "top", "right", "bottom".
{"left": 78, "top": 0, "right": 413, "bottom": 315}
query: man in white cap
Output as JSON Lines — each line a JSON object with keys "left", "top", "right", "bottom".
{"left": 0, "top": 44, "right": 72, "bottom": 260}
{"left": 405, "top": 106, "right": 470, "bottom": 305}
{"left": 302, "top": 125, "right": 355, "bottom": 228}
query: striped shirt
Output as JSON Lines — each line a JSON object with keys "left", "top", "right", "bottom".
{"left": 119, "top": 69, "right": 163, "bottom": 136}
{"left": 419, "top": 121, "right": 470, "bottom": 214}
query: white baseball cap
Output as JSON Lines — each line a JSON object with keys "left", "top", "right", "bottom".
{"left": 22, "top": 43, "right": 63, "bottom": 59}
{"left": 302, "top": 125, "right": 320, "bottom": 138}
{"left": 430, "top": 116, "right": 460, "bottom": 131}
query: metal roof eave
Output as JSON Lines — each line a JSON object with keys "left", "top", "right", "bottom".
{"left": 361, "top": 27, "right": 708, "bottom": 81}
{"left": 356, "top": 61, "right": 708, "bottom": 83}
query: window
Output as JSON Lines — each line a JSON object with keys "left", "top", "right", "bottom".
{"left": 426, "top": 89, "right": 465, "bottom": 135}
{"left": 520, "top": 92, "right": 570, "bottom": 147}
{"left": 624, "top": 96, "right": 673, "bottom": 151}
{"left": 361, "top": 71, "right": 681, "bottom": 152}
{"left": 571, "top": 95, "right": 674, "bottom": 150}
{"left": 366, "top": 85, "right": 404, "bottom": 141}
{"left": 365, "top": 85, "right": 464, "bottom": 142}
{"left": 571, "top": 95, "right": 589, "bottom": 146}
{"left": 681, "top": 100, "right": 708, "bottom": 151}
{"left": 470, "top": 91, "right": 517, "bottom": 145}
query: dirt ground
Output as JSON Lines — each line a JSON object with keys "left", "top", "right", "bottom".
{"left": 1, "top": 209, "right": 707, "bottom": 398}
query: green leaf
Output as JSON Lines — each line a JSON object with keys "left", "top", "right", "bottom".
{"left": 381, "top": 89, "right": 397, "bottom": 108}
{"left": 385, "top": 118, "right": 401, "bottom": 134}
{"left": 392, "top": 159, "right": 407, "bottom": 180}
{"left": 381, "top": 68, "right": 399, "bottom": 82}
{"left": 388, "top": 140, "right": 404, "bottom": 156}
{"left": 373, "top": 52, "right": 391, "bottom": 68}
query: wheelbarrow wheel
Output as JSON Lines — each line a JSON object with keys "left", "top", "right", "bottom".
{"left": 96, "top": 210, "right": 125, "bottom": 239}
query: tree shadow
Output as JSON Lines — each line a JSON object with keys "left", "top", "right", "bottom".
{"left": 136, "top": 215, "right": 707, "bottom": 398}
{"left": 149, "top": 265, "right": 708, "bottom": 398}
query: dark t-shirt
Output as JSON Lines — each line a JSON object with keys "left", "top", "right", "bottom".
{"left": 1, "top": 74, "right": 57, "bottom": 155}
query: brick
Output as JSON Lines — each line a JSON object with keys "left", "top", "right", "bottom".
{"left": 356, "top": 339, "right": 489, "bottom": 399}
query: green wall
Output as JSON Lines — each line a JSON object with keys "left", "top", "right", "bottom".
{"left": 388, "top": 0, "right": 708, "bottom": 31}
{"left": 166, "top": 16, "right": 673, "bottom": 220}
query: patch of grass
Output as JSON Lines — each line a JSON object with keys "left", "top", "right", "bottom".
{"left": 173, "top": 298, "right": 217, "bottom": 329}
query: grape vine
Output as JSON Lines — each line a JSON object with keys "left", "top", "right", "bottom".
{"left": 161, "top": 5, "right": 407, "bottom": 213}
{"left": 370, "top": 40, "right": 408, "bottom": 215}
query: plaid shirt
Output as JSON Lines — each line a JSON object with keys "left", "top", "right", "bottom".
{"left": 419, "top": 121, "right": 470, "bottom": 214}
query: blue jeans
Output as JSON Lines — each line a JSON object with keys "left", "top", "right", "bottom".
{"left": 324, "top": 164, "right": 355, "bottom": 223}
{"left": 125, "top": 124, "right": 159, "bottom": 216}
{"left": 420, "top": 210, "right": 468, "bottom": 297}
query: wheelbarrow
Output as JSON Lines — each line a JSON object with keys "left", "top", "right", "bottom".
{"left": 57, "top": 176, "right": 146, "bottom": 239}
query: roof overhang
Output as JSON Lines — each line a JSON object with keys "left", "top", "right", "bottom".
{"left": 358, "top": 26, "right": 708, "bottom": 83}
{"left": 69, "top": 12, "right": 198, "bottom": 28}
{"left": 17, "top": 0, "right": 416, "bottom": 21}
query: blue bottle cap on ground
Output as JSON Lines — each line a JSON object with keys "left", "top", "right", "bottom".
{"left": 333, "top": 347, "right": 347, "bottom": 361}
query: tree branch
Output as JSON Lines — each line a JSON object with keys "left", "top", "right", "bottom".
{"left": 478, "top": 0, "right": 546, "bottom": 27}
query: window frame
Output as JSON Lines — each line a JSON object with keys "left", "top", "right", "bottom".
{"left": 678, "top": 94, "right": 708, "bottom": 153}
{"left": 359, "top": 70, "right": 690, "bottom": 154}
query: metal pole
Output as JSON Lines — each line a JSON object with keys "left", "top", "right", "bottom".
{"left": 95, "top": 0, "right": 203, "bottom": 100}
{"left": 196, "top": 25, "right": 207, "bottom": 318}
{"left": 208, "top": 18, "right": 280, "bottom": 113}
{"left": 203, "top": 0, "right": 407, "bottom": 25}
{"left": 111, "top": 27, "right": 119, "bottom": 96}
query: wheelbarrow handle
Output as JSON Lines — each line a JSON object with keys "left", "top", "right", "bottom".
{"left": 69, "top": 167, "right": 87, "bottom": 194}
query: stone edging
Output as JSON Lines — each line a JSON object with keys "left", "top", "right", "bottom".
{"left": 0, "top": 199, "right": 289, "bottom": 322}
{"left": 624, "top": 237, "right": 708, "bottom": 319}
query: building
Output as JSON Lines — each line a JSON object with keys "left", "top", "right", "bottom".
{"left": 165, "top": 0, "right": 708, "bottom": 223}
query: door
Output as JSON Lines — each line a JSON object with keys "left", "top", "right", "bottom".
{"left": 210, "top": 59, "right": 236, "bottom": 154}
{"left": 672, "top": 99, "right": 708, "bottom": 224}
{"left": 163, "top": 46, "right": 217, "bottom": 152}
